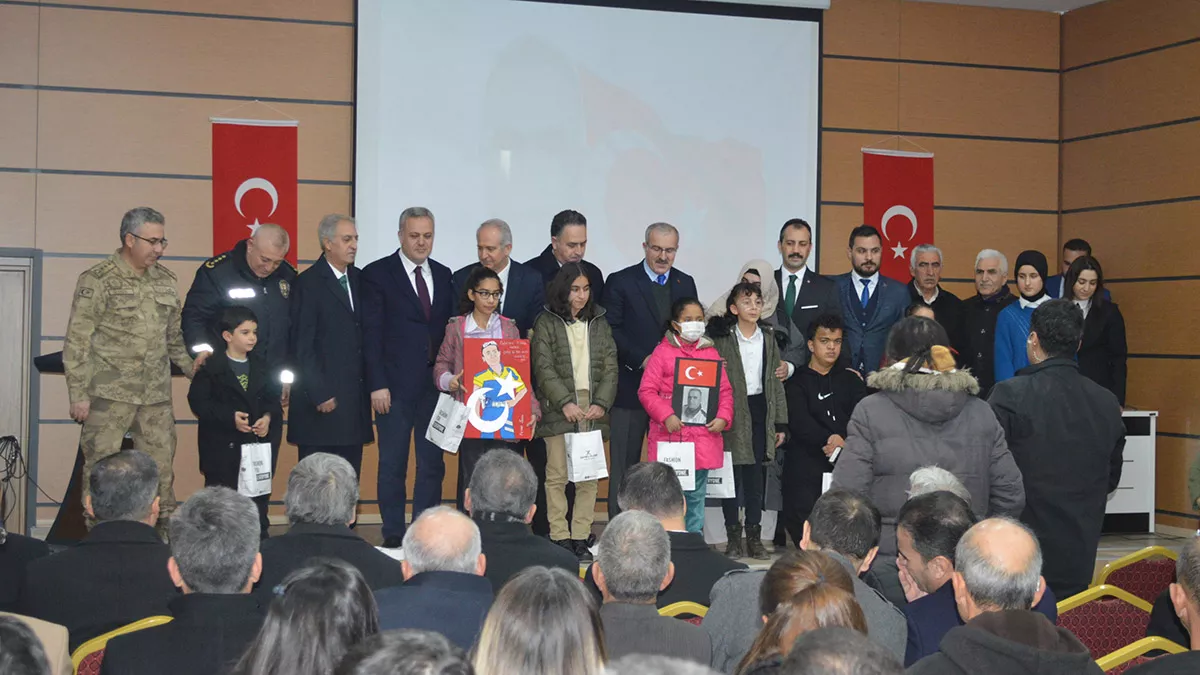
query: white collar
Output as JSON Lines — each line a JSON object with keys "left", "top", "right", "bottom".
{"left": 854, "top": 272, "right": 880, "bottom": 287}
{"left": 327, "top": 258, "right": 347, "bottom": 279}
{"left": 735, "top": 324, "right": 762, "bottom": 343}
{"left": 399, "top": 251, "right": 428, "bottom": 275}
{"left": 782, "top": 266, "right": 807, "bottom": 284}
{"left": 913, "top": 281, "right": 939, "bottom": 304}
{"left": 1019, "top": 295, "right": 1049, "bottom": 310}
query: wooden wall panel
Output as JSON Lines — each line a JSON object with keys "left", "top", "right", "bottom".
{"left": 1061, "top": 202, "right": 1200, "bottom": 280}
{"left": 823, "top": 59, "right": 899, "bottom": 132}
{"left": 1108, "top": 281, "right": 1200, "bottom": 355}
{"left": 1062, "top": 0, "right": 1200, "bottom": 70}
{"left": 1062, "top": 124, "right": 1200, "bottom": 211}
{"left": 899, "top": 2, "right": 1060, "bottom": 70}
{"left": 898, "top": 65, "right": 1059, "bottom": 140}
{"left": 817, "top": 205, "right": 858, "bottom": 275}
{"left": 0, "top": 4, "right": 39, "bottom": 85}
{"left": 64, "top": 0, "right": 355, "bottom": 23}
{"left": 0, "top": 173, "right": 36, "bottom": 249}
{"left": 823, "top": 0, "right": 900, "bottom": 58}
{"left": 1126, "top": 359, "right": 1200, "bottom": 433}
{"left": 0, "top": 89, "right": 38, "bottom": 169}
{"left": 928, "top": 212, "right": 1057, "bottom": 279}
{"left": 1155, "top": 435, "right": 1199, "bottom": 517}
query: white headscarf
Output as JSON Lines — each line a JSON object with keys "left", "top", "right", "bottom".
{"left": 706, "top": 258, "right": 780, "bottom": 318}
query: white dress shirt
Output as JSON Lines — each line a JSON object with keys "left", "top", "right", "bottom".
{"left": 736, "top": 324, "right": 765, "bottom": 395}
{"left": 328, "top": 260, "right": 353, "bottom": 310}
{"left": 399, "top": 251, "right": 434, "bottom": 302}
{"left": 780, "top": 266, "right": 808, "bottom": 381}
{"left": 1073, "top": 298, "right": 1091, "bottom": 319}
{"left": 494, "top": 259, "right": 511, "bottom": 312}
{"left": 852, "top": 272, "right": 880, "bottom": 302}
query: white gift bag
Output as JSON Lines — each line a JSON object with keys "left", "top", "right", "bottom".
{"left": 238, "top": 442, "right": 273, "bottom": 498}
{"left": 425, "top": 393, "right": 468, "bottom": 453}
{"left": 566, "top": 430, "right": 608, "bottom": 482}
{"left": 657, "top": 441, "right": 697, "bottom": 491}
{"left": 706, "top": 451, "right": 736, "bottom": 499}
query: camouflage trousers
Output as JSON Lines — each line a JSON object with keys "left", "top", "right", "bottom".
{"left": 80, "top": 398, "right": 177, "bottom": 536}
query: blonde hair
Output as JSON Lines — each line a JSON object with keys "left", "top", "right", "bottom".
{"left": 736, "top": 584, "right": 867, "bottom": 675}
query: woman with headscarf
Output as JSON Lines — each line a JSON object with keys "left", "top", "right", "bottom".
{"left": 707, "top": 259, "right": 780, "bottom": 320}
{"left": 993, "top": 250, "right": 1050, "bottom": 384}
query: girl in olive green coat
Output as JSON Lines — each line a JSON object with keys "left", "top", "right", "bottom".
{"left": 530, "top": 263, "right": 618, "bottom": 560}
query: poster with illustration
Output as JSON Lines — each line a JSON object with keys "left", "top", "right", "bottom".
{"left": 462, "top": 338, "right": 535, "bottom": 440}
{"left": 671, "top": 358, "right": 723, "bottom": 426}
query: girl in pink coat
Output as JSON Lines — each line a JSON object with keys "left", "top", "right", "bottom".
{"left": 638, "top": 297, "right": 735, "bottom": 533}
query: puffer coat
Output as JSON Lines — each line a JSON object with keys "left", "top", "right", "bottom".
{"left": 530, "top": 307, "right": 618, "bottom": 439}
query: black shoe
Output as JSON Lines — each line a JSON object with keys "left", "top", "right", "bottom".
{"left": 745, "top": 525, "right": 770, "bottom": 560}
{"left": 724, "top": 524, "right": 744, "bottom": 559}
{"left": 573, "top": 539, "right": 594, "bottom": 563}
{"left": 552, "top": 538, "right": 574, "bottom": 554}
{"left": 382, "top": 536, "right": 403, "bottom": 549}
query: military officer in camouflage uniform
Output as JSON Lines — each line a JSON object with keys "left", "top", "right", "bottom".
{"left": 64, "top": 207, "right": 195, "bottom": 532}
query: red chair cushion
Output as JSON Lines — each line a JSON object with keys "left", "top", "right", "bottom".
{"left": 1059, "top": 598, "right": 1150, "bottom": 660}
{"left": 1106, "top": 559, "right": 1176, "bottom": 605}
{"left": 683, "top": 616, "right": 703, "bottom": 626}
{"left": 1106, "top": 654, "right": 1156, "bottom": 674}
{"left": 78, "top": 648, "right": 106, "bottom": 675}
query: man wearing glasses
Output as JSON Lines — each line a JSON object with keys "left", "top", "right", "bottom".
{"left": 960, "top": 248, "right": 1017, "bottom": 398}
{"left": 907, "top": 244, "right": 964, "bottom": 361}
{"left": 63, "top": 207, "right": 196, "bottom": 536}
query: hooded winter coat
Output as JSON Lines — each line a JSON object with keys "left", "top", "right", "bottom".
{"left": 907, "top": 609, "right": 1103, "bottom": 675}
{"left": 830, "top": 366, "right": 1025, "bottom": 555}
{"left": 530, "top": 306, "right": 618, "bottom": 439}
{"left": 639, "top": 333, "right": 735, "bottom": 471}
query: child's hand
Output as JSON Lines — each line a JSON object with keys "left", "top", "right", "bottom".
{"left": 234, "top": 411, "right": 252, "bottom": 433}
{"left": 706, "top": 418, "right": 727, "bottom": 434}
{"left": 449, "top": 372, "right": 463, "bottom": 392}
{"left": 252, "top": 414, "right": 271, "bottom": 437}
{"left": 664, "top": 415, "right": 683, "bottom": 433}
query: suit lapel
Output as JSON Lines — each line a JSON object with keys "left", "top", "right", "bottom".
{"left": 635, "top": 272, "right": 662, "bottom": 322}
{"left": 386, "top": 251, "right": 426, "bottom": 318}
{"left": 348, "top": 266, "right": 363, "bottom": 320}
{"left": 214, "top": 355, "right": 252, "bottom": 406}
{"left": 318, "top": 257, "right": 354, "bottom": 315}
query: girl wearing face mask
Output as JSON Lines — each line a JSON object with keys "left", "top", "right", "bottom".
{"left": 1066, "top": 256, "right": 1127, "bottom": 406}
{"left": 638, "top": 297, "right": 735, "bottom": 533}
{"left": 993, "top": 250, "right": 1050, "bottom": 384}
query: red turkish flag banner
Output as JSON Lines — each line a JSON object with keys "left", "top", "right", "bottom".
{"left": 675, "top": 358, "right": 719, "bottom": 388}
{"left": 862, "top": 148, "right": 934, "bottom": 283}
{"left": 212, "top": 119, "right": 298, "bottom": 266}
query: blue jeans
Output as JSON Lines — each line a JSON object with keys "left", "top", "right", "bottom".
{"left": 684, "top": 469, "right": 710, "bottom": 533}
{"left": 376, "top": 389, "right": 443, "bottom": 540}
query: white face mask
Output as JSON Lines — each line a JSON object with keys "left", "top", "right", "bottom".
{"left": 678, "top": 321, "right": 705, "bottom": 342}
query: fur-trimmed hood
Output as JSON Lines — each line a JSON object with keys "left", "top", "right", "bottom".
{"left": 866, "top": 367, "right": 981, "bottom": 425}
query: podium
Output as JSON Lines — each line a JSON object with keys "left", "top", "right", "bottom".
{"left": 1103, "top": 411, "right": 1158, "bottom": 534}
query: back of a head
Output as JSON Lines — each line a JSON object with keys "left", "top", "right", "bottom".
{"left": 1177, "top": 535, "right": 1200, "bottom": 607}
{"left": 170, "top": 486, "right": 260, "bottom": 593}
{"left": 1030, "top": 300, "right": 1085, "bottom": 360}
{"left": 955, "top": 518, "right": 1042, "bottom": 611}
{"left": 738, "top": 584, "right": 867, "bottom": 675}
{"left": 468, "top": 449, "right": 537, "bottom": 520}
{"left": 474, "top": 566, "right": 605, "bottom": 675}
{"left": 907, "top": 466, "right": 972, "bottom": 507}
{"left": 896, "top": 491, "right": 976, "bottom": 565}
{"left": 617, "top": 462, "right": 685, "bottom": 520}
{"left": 597, "top": 511, "right": 670, "bottom": 603}
{"left": 0, "top": 616, "right": 51, "bottom": 675}
{"left": 89, "top": 449, "right": 159, "bottom": 522}
{"left": 606, "top": 655, "right": 718, "bottom": 675}
{"left": 760, "top": 550, "right": 855, "bottom": 615}
{"left": 403, "top": 506, "right": 481, "bottom": 575}
{"left": 782, "top": 627, "right": 903, "bottom": 675}
{"left": 807, "top": 489, "right": 881, "bottom": 564}
{"left": 336, "top": 630, "right": 473, "bottom": 675}
{"left": 884, "top": 316, "right": 950, "bottom": 367}
{"left": 285, "top": 453, "right": 359, "bottom": 526}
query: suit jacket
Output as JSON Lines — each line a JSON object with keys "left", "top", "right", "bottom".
{"left": 525, "top": 245, "right": 606, "bottom": 301}
{"left": 960, "top": 287, "right": 1018, "bottom": 397}
{"left": 451, "top": 260, "right": 546, "bottom": 336}
{"left": 99, "top": 593, "right": 265, "bottom": 675}
{"left": 602, "top": 263, "right": 699, "bottom": 409}
{"left": 600, "top": 602, "right": 712, "bottom": 664}
{"left": 0, "top": 532, "right": 49, "bottom": 612}
{"left": 19, "top": 520, "right": 176, "bottom": 651}
{"left": 374, "top": 572, "right": 493, "bottom": 651}
{"left": 773, "top": 268, "right": 843, "bottom": 369}
{"left": 1077, "top": 301, "right": 1128, "bottom": 405}
{"left": 187, "top": 350, "right": 283, "bottom": 481}
{"left": 586, "top": 531, "right": 746, "bottom": 608}
{"left": 361, "top": 251, "right": 455, "bottom": 404}
{"left": 256, "top": 523, "right": 405, "bottom": 595}
{"left": 835, "top": 273, "right": 909, "bottom": 374}
{"left": 475, "top": 518, "right": 578, "bottom": 592}
{"left": 908, "top": 283, "right": 965, "bottom": 361}
{"left": 287, "top": 255, "right": 373, "bottom": 446}
{"left": 0, "top": 612, "right": 71, "bottom": 675}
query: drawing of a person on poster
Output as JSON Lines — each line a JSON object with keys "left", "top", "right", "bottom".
{"left": 469, "top": 340, "right": 529, "bottom": 439}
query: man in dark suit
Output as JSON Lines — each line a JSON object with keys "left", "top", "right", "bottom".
{"left": 452, "top": 219, "right": 545, "bottom": 336}
{"left": 835, "top": 226, "right": 909, "bottom": 374}
{"left": 1046, "top": 238, "right": 1109, "bottom": 301}
{"left": 21, "top": 450, "right": 176, "bottom": 652}
{"left": 374, "top": 507, "right": 493, "bottom": 651}
{"left": 774, "top": 218, "right": 842, "bottom": 376}
{"left": 908, "top": 244, "right": 964, "bottom": 356}
{"left": 100, "top": 487, "right": 265, "bottom": 675}
{"left": 256, "top": 453, "right": 403, "bottom": 595}
{"left": 524, "top": 209, "right": 605, "bottom": 301}
{"left": 602, "top": 223, "right": 699, "bottom": 519}
{"left": 595, "top": 511, "right": 711, "bottom": 664}
{"left": 586, "top": 462, "right": 745, "bottom": 607}
{"left": 465, "top": 449, "right": 578, "bottom": 592}
{"left": 288, "top": 214, "right": 374, "bottom": 476}
{"left": 960, "top": 249, "right": 1017, "bottom": 397}
{"left": 362, "top": 207, "right": 456, "bottom": 548}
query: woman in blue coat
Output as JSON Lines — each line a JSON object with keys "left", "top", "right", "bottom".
{"left": 994, "top": 250, "right": 1050, "bottom": 384}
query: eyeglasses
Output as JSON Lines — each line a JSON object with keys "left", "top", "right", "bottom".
{"left": 130, "top": 233, "right": 169, "bottom": 249}
{"left": 647, "top": 245, "right": 677, "bottom": 256}
{"left": 473, "top": 289, "right": 502, "bottom": 300}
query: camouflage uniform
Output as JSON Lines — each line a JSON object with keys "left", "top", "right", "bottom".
{"left": 63, "top": 251, "right": 194, "bottom": 529}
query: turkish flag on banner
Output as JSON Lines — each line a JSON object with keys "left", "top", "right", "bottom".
{"left": 862, "top": 148, "right": 934, "bottom": 283}
{"left": 212, "top": 118, "right": 298, "bottom": 266}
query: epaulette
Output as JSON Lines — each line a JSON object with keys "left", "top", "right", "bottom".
{"left": 84, "top": 259, "right": 117, "bottom": 279}
{"left": 154, "top": 263, "right": 178, "bottom": 280}
{"left": 203, "top": 252, "right": 229, "bottom": 269}
{"left": 282, "top": 259, "right": 298, "bottom": 273}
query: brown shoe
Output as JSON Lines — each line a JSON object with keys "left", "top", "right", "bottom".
{"left": 724, "top": 524, "right": 744, "bottom": 558}
{"left": 745, "top": 525, "right": 770, "bottom": 560}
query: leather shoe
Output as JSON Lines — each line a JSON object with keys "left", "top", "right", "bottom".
{"left": 381, "top": 536, "right": 403, "bottom": 549}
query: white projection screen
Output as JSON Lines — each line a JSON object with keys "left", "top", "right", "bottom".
{"left": 355, "top": 0, "right": 821, "bottom": 304}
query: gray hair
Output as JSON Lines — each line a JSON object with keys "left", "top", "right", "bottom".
{"left": 908, "top": 466, "right": 972, "bottom": 506}
{"left": 402, "top": 506, "right": 481, "bottom": 575}
{"left": 597, "top": 510, "right": 670, "bottom": 603}
{"left": 643, "top": 222, "right": 678, "bottom": 243}
{"left": 909, "top": 244, "right": 943, "bottom": 273}
{"left": 606, "top": 655, "right": 718, "bottom": 675}
{"left": 317, "top": 213, "right": 354, "bottom": 252}
{"left": 955, "top": 517, "right": 1042, "bottom": 611}
{"left": 399, "top": 206, "right": 435, "bottom": 233}
{"left": 1177, "top": 534, "right": 1200, "bottom": 603}
{"left": 90, "top": 450, "right": 159, "bottom": 522}
{"left": 170, "top": 486, "right": 261, "bottom": 594}
{"left": 119, "top": 206, "right": 165, "bottom": 244}
{"left": 252, "top": 222, "right": 291, "bottom": 251}
{"left": 336, "top": 630, "right": 471, "bottom": 675}
{"left": 467, "top": 449, "right": 536, "bottom": 518}
{"left": 478, "top": 218, "right": 513, "bottom": 247}
{"left": 0, "top": 615, "right": 52, "bottom": 675}
{"left": 284, "top": 453, "right": 359, "bottom": 526}
{"left": 975, "top": 249, "right": 1009, "bottom": 277}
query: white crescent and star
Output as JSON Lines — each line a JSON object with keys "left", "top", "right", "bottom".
{"left": 684, "top": 366, "right": 700, "bottom": 380}
{"left": 880, "top": 204, "right": 919, "bottom": 260}
{"left": 234, "top": 177, "right": 279, "bottom": 236}
{"left": 466, "top": 387, "right": 510, "bottom": 434}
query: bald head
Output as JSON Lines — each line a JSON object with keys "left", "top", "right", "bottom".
{"left": 954, "top": 518, "right": 1043, "bottom": 615}
{"left": 245, "top": 223, "right": 290, "bottom": 278}
{"left": 401, "top": 506, "right": 484, "bottom": 577}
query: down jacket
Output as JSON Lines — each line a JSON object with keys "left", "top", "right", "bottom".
{"left": 707, "top": 320, "right": 788, "bottom": 465}
{"left": 639, "top": 333, "right": 735, "bottom": 471}
{"left": 530, "top": 307, "right": 619, "bottom": 439}
{"left": 830, "top": 366, "right": 1025, "bottom": 555}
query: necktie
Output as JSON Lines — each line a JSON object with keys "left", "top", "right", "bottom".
{"left": 338, "top": 274, "right": 351, "bottom": 307}
{"left": 785, "top": 274, "right": 797, "bottom": 316}
{"left": 414, "top": 266, "right": 432, "bottom": 320}
{"left": 656, "top": 274, "right": 667, "bottom": 286}
{"left": 860, "top": 279, "right": 871, "bottom": 308}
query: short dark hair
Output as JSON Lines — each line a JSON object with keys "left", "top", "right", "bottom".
{"left": 807, "top": 489, "right": 882, "bottom": 562}
{"left": 334, "top": 630, "right": 473, "bottom": 675}
{"left": 90, "top": 449, "right": 159, "bottom": 522}
{"left": 1030, "top": 300, "right": 1085, "bottom": 359}
{"left": 783, "top": 627, "right": 904, "bottom": 675}
{"left": 1063, "top": 255, "right": 1107, "bottom": 306}
{"left": 778, "top": 218, "right": 812, "bottom": 243}
{"left": 904, "top": 302, "right": 934, "bottom": 318}
{"left": 0, "top": 616, "right": 51, "bottom": 675}
{"left": 618, "top": 462, "right": 685, "bottom": 519}
{"left": 661, "top": 297, "right": 705, "bottom": 337}
{"left": 1176, "top": 535, "right": 1200, "bottom": 604}
{"left": 546, "top": 262, "right": 598, "bottom": 321}
{"left": 896, "top": 491, "right": 976, "bottom": 566}
{"left": 884, "top": 316, "right": 950, "bottom": 371}
{"left": 1063, "top": 238, "right": 1092, "bottom": 255}
{"left": 218, "top": 305, "right": 258, "bottom": 336}
{"left": 550, "top": 209, "right": 587, "bottom": 238}
{"left": 848, "top": 225, "right": 881, "bottom": 248}
{"left": 724, "top": 282, "right": 762, "bottom": 316}
{"left": 806, "top": 312, "right": 845, "bottom": 342}
{"left": 458, "top": 266, "right": 502, "bottom": 315}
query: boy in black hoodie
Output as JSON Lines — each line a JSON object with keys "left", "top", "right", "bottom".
{"left": 187, "top": 306, "right": 281, "bottom": 536}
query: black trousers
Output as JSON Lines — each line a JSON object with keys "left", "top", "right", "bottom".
{"left": 203, "top": 440, "right": 282, "bottom": 538}
{"left": 779, "top": 444, "right": 832, "bottom": 547}
{"left": 608, "top": 407, "right": 649, "bottom": 519}
{"left": 722, "top": 394, "right": 767, "bottom": 528}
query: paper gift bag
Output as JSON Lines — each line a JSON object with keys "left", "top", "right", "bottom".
{"left": 566, "top": 430, "right": 608, "bottom": 482}
{"left": 706, "top": 451, "right": 736, "bottom": 499}
{"left": 238, "top": 442, "right": 273, "bottom": 498}
{"left": 657, "top": 441, "right": 697, "bottom": 491}
{"left": 425, "top": 393, "right": 469, "bottom": 453}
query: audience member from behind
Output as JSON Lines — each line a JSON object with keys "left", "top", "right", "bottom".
{"left": 988, "top": 299, "right": 1125, "bottom": 599}
{"left": 231, "top": 559, "right": 378, "bottom": 675}
{"left": 907, "top": 466, "right": 972, "bottom": 504}
{"left": 0, "top": 613, "right": 70, "bottom": 675}
{"left": 584, "top": 462, "right": 746, "bottom": 608}
{"left": 99, "top": 487, "right": 265, "bottom": 675}
{"left": 607, "top": 654, "right": 720, "bottom": 675}
{"left": 474, "top": 566, "right": 606, "bottom": 675}
{"left": 20, "top": 450, "right": 175, "bottom": 651}
{"left": 0, "top": 524, "right": 49, "bottom": 613}
{"left": 908, "top": 518, "right": 1099, "bottom": 675}
{"left": 373, "top": 507, "right": 491, "bottom": 650}
{"left": 0, "top": 615, "right": 53, "bottom": 675}
{"left": 257, "top": 453, "right": 402, "bottom": 594}
{"left": 335, "top": 630, "right": 474, "bottom": 675}
{"left": 594, "top": 511, "right": 711, "bottom": 664}
{"left": 466, "top": 449, "right": 578, "bottom": 591}
{"left": 782, "top": 627, "right": 904, "bottom": 675}
{"left": 1125, "top": 534, "right": 1200, "bottom": 674}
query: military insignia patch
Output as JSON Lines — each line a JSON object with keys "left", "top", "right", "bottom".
{"left": 279, "top": 279, "right": 290, "bottom": 298}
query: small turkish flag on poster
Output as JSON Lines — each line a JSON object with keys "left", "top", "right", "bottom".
{"left": 675, "top": 359, "right": 719, "bottom": 388}
{"left": 862, "top": 148, "right": 934, "bottom": 283}
{"left": 212, "top": 118, "right": 298, "bottom": 266}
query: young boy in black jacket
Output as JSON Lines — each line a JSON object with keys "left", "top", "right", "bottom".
{"left": 187, "top": 306, "right": 281, "bottom": 535}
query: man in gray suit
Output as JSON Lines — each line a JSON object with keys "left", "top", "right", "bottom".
{"left": 593, "top": 511, "right": 711, "bottom": 665}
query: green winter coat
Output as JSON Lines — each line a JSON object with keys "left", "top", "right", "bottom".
{"left": 530, "top": 307, "right": 619, "bottom": 440}
{"left": 709, "top": 320, "right": 788, "bottom": 465}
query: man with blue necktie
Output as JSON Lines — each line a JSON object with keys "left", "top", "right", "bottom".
{"left": 835, "top": 225, "right": 908, "bottom": 374}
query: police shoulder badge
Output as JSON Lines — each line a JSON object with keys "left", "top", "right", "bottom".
{"left": 279, "top": 279, "right": 290, "bottom": 298}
